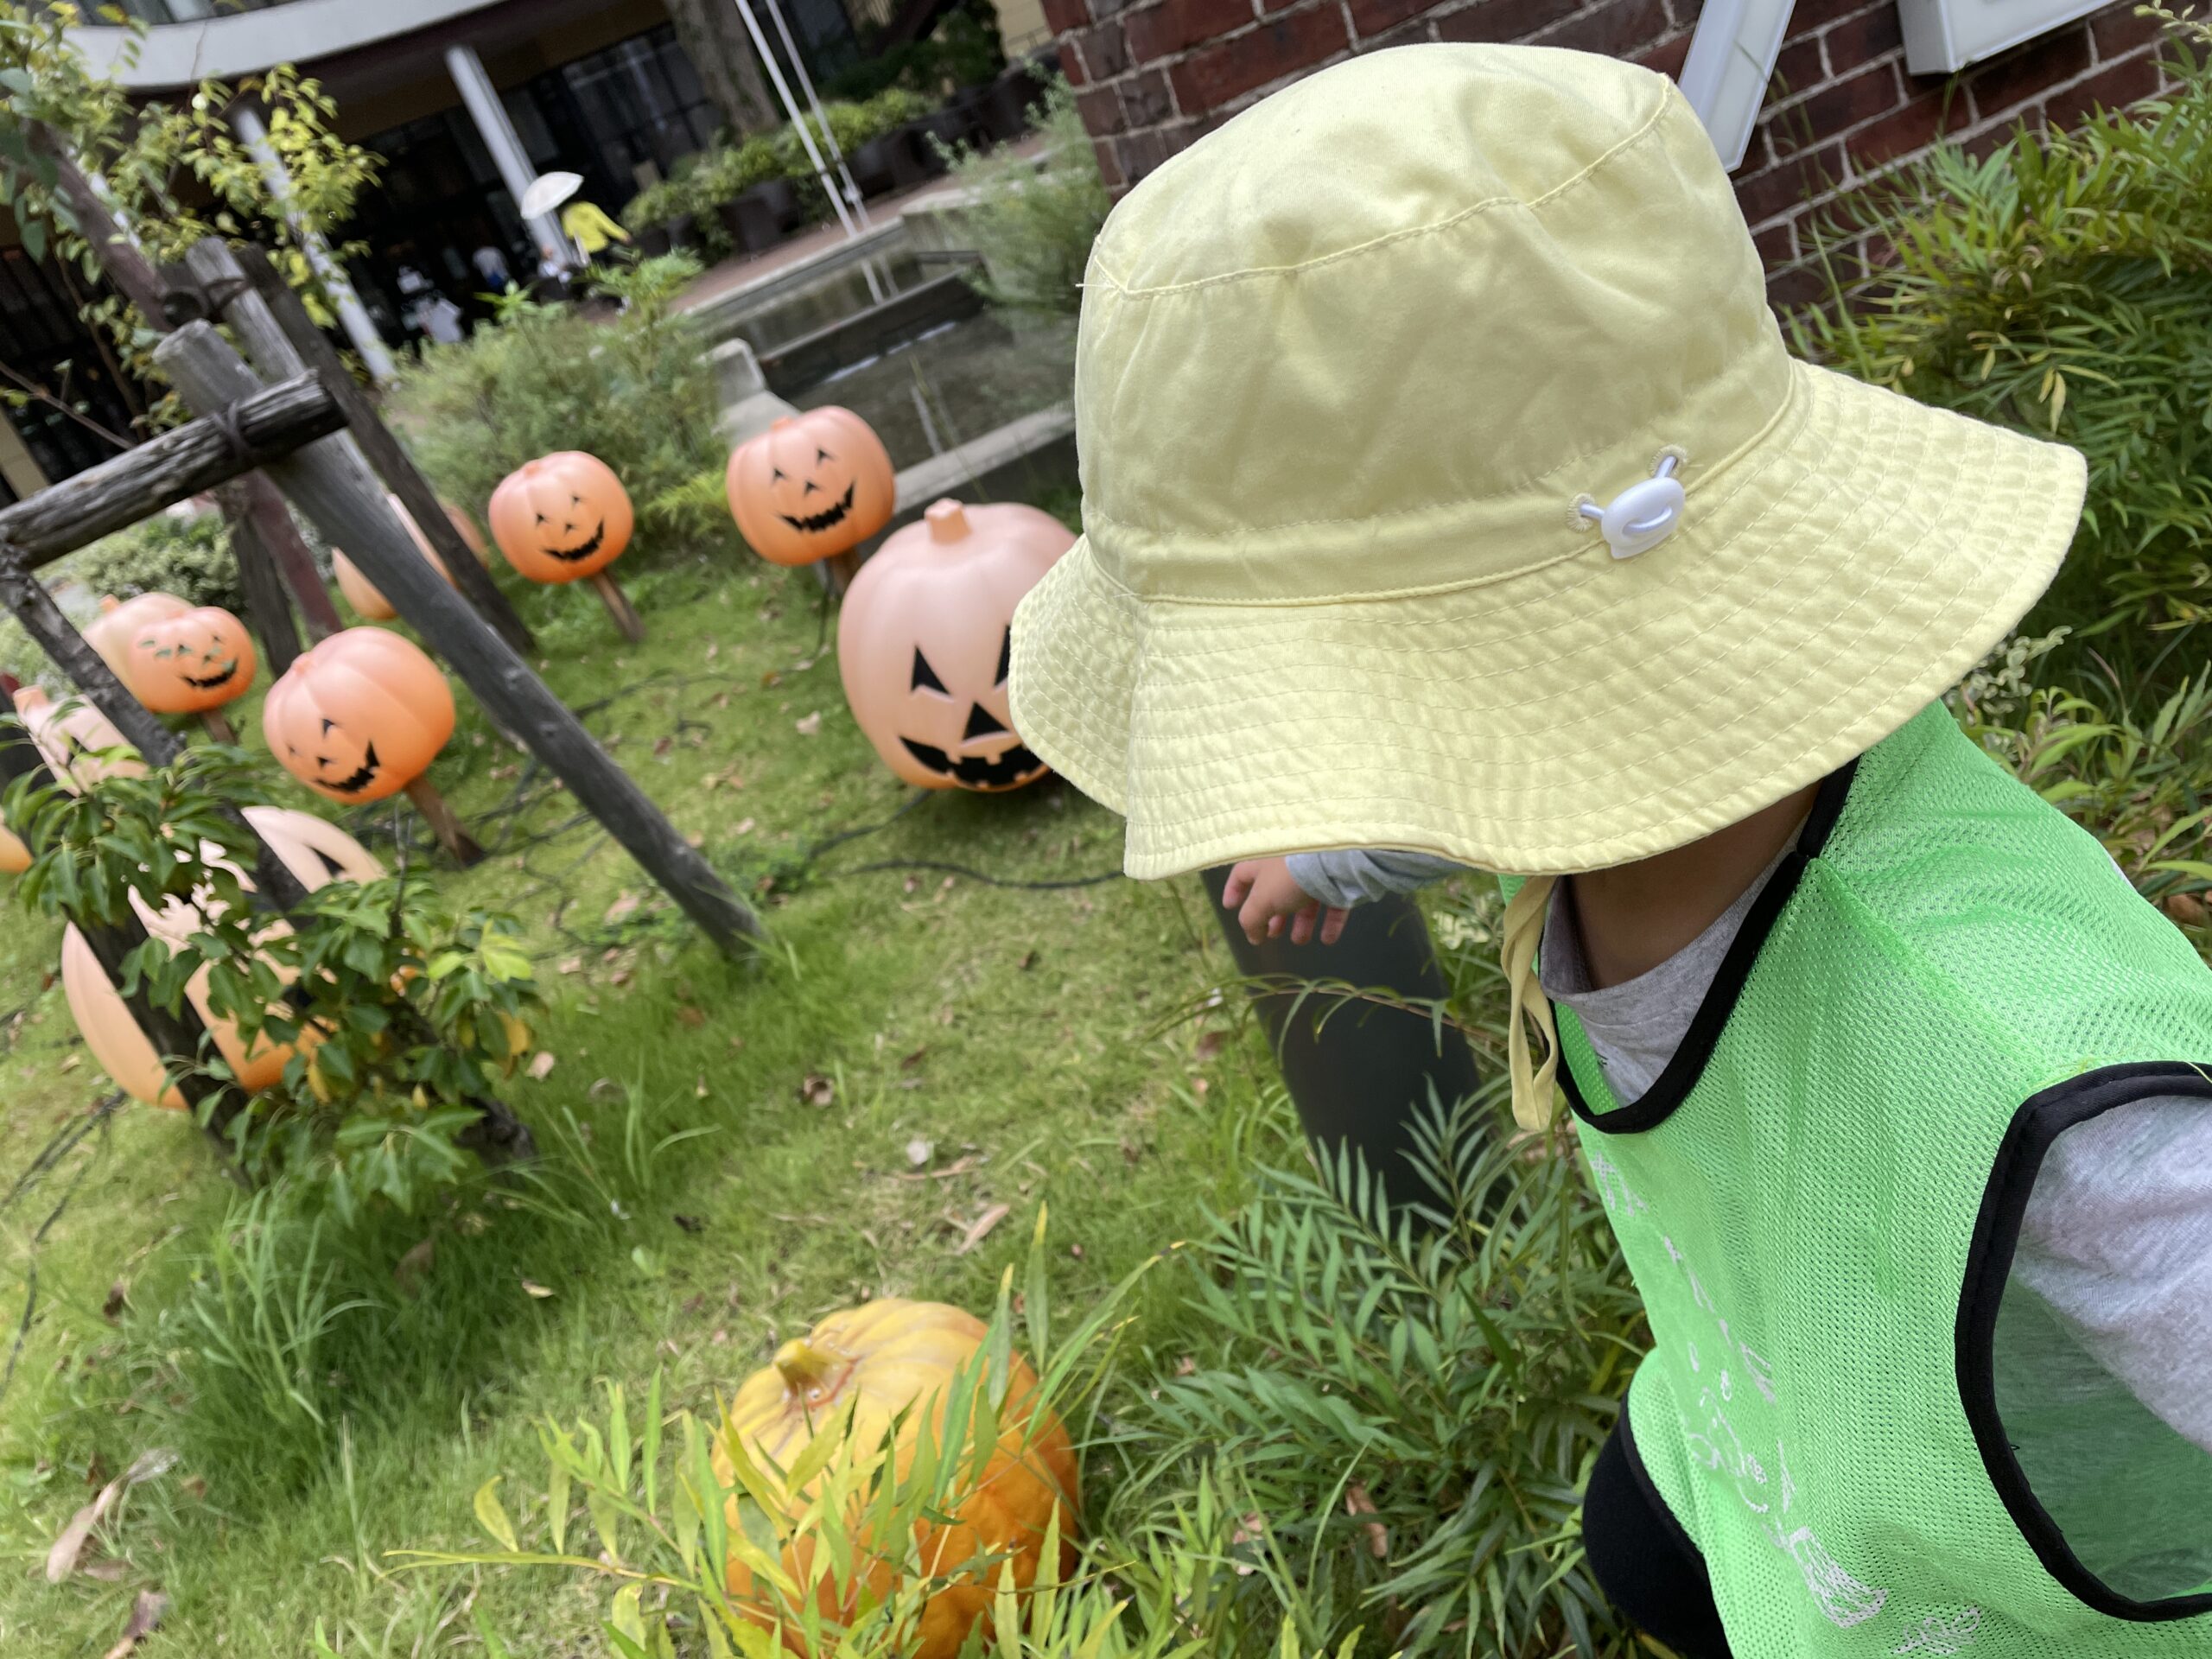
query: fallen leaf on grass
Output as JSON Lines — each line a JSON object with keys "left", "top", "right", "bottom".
{"left": 79, "top": 1559, "right": 126, "bottom": 1581}
{"left": 101, "top": 1281, "right": 127, "bottom": 1323}
{"left": 48, "top": 1448, "right": 176, "bottom": 1581}
{"left": 899, "top": 1047, "right": 927, "bottom": 1071}
{"left": 695, "top": 1077, "right": 710, "bottom": 1098}
{"left": 393, "top": 1239, "right": 435, "bottom": 1297}
{"left": 1194, "top": 1031, "right": 1227, "bottom": 1063}
{"left": 674, "top": 1215, "right": 706, "bottom": 1234}
{"left": 556, "top": 956, "right": 584, "bottom": 976}
{"left": 734, "top": 817, "right": 756, "bottom": 836}
{"left": 798, "top": 1073, "right": 835, "bottom": 1108}
{"left": 795, "top": 711, "right": 823, "bottom": 736}
{"left": 100, "top": 1588, "right": 168, "bottom": 1659}
{"left": 603, "top": 891, "right": 640, "bottom": 925}
{"left": 652, "top": 735, "right": 673, "bottom": 758}
{"left": 1018, "top": 950, "right": 1039, "bottom": 970}
{"left": 526, "top": 1052, "right": 557, "bottom": 1080}
{"left": 1344, "top": 1483, "right": 1389, "bottom": 1558}
{"left": 905, "top": 1137, "right": 933, "bottom": 1168}
{"left": 677, "top": 1006, "right": 706, "bottom": 1027}
{"left": 60, "top": 1054, "right": 79, "bottom": 1072}
{"left": 954, "top": 1203, "right": 1011, "bottom": 1255}
{"left": 520, "top": 1278, "right": 556, "bottom": 1300}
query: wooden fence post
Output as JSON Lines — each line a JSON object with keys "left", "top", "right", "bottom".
{"left": 154, "top": 323, "right": 767, "bottom": 958}
{"left": 215, "top": 479, "right": 302, "bottom": 677}
{"left": 221, "top": 243, "right": 538, "bottom": 656}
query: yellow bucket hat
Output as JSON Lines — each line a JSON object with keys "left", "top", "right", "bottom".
{"left": 1007, "top": 43, "right": 2085, "bottom": 893}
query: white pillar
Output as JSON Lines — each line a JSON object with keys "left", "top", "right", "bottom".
{"left": 0, "top": 410, "right": 48, "bottom": 500}
{"left": 760, "top": 0, "right": 868, "bottom": 228}
{"left": 231, "top": 105, "right": 401, "bottom": 385}
{"left": 730, "top": 0, "right": 860, "bottom": 240}
{"left": 443, "top": 43, "right": 571, "bottom": 270}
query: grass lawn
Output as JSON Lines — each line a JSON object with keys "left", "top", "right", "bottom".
{"left": 0, "top": 537, "right": 1294, "bottom": 1656}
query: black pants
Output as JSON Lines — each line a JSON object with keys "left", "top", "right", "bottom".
{"left": 1584, "top": 1405, "right": 1735, "bottom": 1659}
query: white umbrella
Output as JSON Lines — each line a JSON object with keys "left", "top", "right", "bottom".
{"left": 518, "top": 170, "right": 582, "bottom": 220}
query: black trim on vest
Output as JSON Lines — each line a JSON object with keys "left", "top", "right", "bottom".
{"left": 1955, "top": 1061, "right": 2212, "bottom": 1623}
{"left": 1616, "top": 1391, "right": 1706, "bottom": 1571}
{"left": 1561, "top": 755, "right": 1861, "bottom": 1135}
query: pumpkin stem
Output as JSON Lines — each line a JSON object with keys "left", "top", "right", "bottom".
{"left": 773, "top": 1338, "right": 845, "bottom": 1399}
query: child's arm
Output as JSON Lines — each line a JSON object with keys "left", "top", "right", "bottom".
{"left": 1223, "top": 851, "right": 1465, "bottom": 946}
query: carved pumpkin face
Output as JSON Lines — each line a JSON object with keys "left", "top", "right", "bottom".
{"left": 726, "top": 407, "right": 895, "bottom": 566}
{"left": 10, "top": 685, "right": 143, "bottom": 792}
{"left": 334, "top": 495, "right": 487, "bottom": 620}
{"left": 488, "top": 452, "right": 632, "bottom": 583}
{"left": 121, "top": 603, "right": 257, "bottom": 714}
{"left": 837, "top": 500, "right": 1073, "bottom": 791}
{"left": 261, "top": 627, "right": 455, "bottom": 804}
{"left": 84, "top": 592, "right": 192, "bottom": 687}
{"left": 60, "top": 804, "right": 382, "bottom": 1109}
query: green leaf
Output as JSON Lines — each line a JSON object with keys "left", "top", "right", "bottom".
{"left": 15, "top": 215, "right": 38, "bottom": 267}
{"left": 474, "top": 1476, "right": 519, "bottom": 1553}
{"left": 610, "top": 1583, "right": 646, "bottom": 1648}
{"left": 588, "top": 1489, "right": 623, "bottom": 1566}
{"left": 547, "top": 1456, "right": 571, "bottom": 1557}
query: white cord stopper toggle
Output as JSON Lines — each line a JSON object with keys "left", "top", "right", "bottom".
{"left": 1580, "top": 454, "right": 1685, "bottom": 560}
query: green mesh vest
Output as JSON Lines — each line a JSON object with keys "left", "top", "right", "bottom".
{"left": 1554, "top": 702, "right": 2212, "bottom": 1657}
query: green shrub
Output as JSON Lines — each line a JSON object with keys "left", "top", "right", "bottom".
{"left": 1099, "top": 1090, "right": 1646, "bottom": 1658}
{"left": 69, "top": 508, "right": 241, "bottom": 611}
{"left": 1796, "top": 10, "right": 2212, "bottom": 648}
{"left": 389, "top": 255, "right": 721, "bottom": 544}
{"left": 939, "top": 78, "right": 1109, "bottom": 316}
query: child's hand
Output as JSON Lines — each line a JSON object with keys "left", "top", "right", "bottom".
{"left": 1223, "top": 858, "right": 1351, "bottom": 947}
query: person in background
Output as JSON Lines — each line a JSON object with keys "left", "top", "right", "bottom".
{"left": 470, "top": 244, "right": 514, "bottom": 293}
{"left": 559, "top": 197, "right": 630, "bottom": 265}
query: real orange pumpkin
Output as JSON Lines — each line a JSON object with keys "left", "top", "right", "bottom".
{"left": 11, "top": 685, "right": 143, "bottom": 791}
{"left": 726, "top": 408, "right": 895, "bottom": 567}
{"left": 334, "top": 495, "right": 488, "bottom": 620}
{"left": 487, "top": 452, "right": 632, "bottom": 583}
{"left": 715, "top": 1299, "right": 1078, "bottom": 1659}
{"left": 836, "top": 500, "right": 1072, "bottom": 791}
{"left": 120, "top": 603, "right": 257, "bottom": 715}
{"left": 60, "top": 805, "right": 382, "bottom": 1109}
{"left": 261, "top": 627, "right": 454, "bottom": 804}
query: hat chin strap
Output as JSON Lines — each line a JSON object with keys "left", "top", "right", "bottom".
{"left": 1501, "top": 874, "right": 1561, "bottom": 1133}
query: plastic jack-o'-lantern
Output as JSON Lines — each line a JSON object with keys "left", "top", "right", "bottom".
{"left": 487, "top": 452, "right": 632, "bottom": 584}
{"left": 83, "top": 592, "right": 190, "bottom": 686}
{"left": 11, "top": 685, "right": 143, "bottom": 792}
{"left": 335, "top": 495, "right": 488, "bottom": 621}
{"left": 837, "top": 500, "right": 1073, "bottom": 791}
{"left": 726, "top": 408, "right": 895, "bottom": 567}
{"left": 0, "top": 814, "right": 29, "bottom": 875}
{"left": 120, "top": 603, "right": 257, "bottom": 715}
{"left": 262, "top": 627, "right": 454, "bottom": 804}
{"left": 60, "top": 804, "right": 384, "bottom": 1109}
{"left": 715, "top": 1299, "right": 1078, "bottom": 1659}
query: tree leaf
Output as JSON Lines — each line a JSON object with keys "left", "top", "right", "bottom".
{"left": 474, "top": 1477, "right": 519, "bottom": 1553}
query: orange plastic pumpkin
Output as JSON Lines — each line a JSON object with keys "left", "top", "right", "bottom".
{"left": 836, "top": 500, "right": 1072, "bottom": 791}
{"left": 119, "top": 603, "right": 257, "bottom": 714}
{"left": 261, "top": 627, "right": 454, "bottom": 804}
{"left": 726, "top": 409, "right": 895, "bottom": 567}
{"left": 487, "top": 452, "right": 632, "bottom": 582}
{"left": 715, "top": 1299, "right": 1077, "bottom": 1659}
{"left": 59, "top": 804, "right": 382, "bottom": 1109}
{"left": 0, "top": 813, "right": 29, "bottom": 874}
{"left": 11, "top": 685, "right": 143, "bottom": 791}
{"left": 83, "top": 592, "right": 191, "bottom": 686}
{"left": 334, "top": 495, "right": 489, "bottom": 621}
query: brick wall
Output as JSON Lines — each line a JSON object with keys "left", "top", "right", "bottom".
{"left": 1046, "top": 0, "right": 2171, "bottom": 295}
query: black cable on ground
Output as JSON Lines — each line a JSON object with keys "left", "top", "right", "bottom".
{"left": 830, "top": 857, "right": 1123, "bottom": 892}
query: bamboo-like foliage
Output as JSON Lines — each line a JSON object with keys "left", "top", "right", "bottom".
{"left": 1796, "top": 9, "right": 2212, "bottom": 644}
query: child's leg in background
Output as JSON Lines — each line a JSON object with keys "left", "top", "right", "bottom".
{"left": 1583, "top": 1408, "right": 1735, "bottom": 1659}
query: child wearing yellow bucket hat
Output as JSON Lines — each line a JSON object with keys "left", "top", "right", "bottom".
{"left": 1007, "top": 41, "right": 2212, "bottom": 1659}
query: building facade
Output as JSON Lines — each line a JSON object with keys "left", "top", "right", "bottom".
{"left": 1046, "top": 0, "right": 2169, "bottom": 302}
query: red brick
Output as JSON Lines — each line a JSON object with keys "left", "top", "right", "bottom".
{"left": 2090, "top": 2, "right": 2167, "bottom": 61}
{"left": 1822, "top": 3, "right": 1903, "bottom": 73}
{"left": 1349, "top": 0, "right": 1434, "bottom": 39}
{"left": 1122, "top": 118, "right": 1203, "bottom": 181}
{"left": 1765, "top": 259, "right": 1825, "bottom": 311}
{"left": 1845, "top": 88, "right": 1967, "bottom": 172}
{"left": 1787, "top": 0, "right": 1882, "bottom": 31}
{"left": 1077, "top": 84, "right": 1128, "bottom": 134}
{"left": 1733, "top": 139, "right": 1843, "bottom": 222}
{"left": 1635, "top": 29, "right": 1692, "bottom": 77}
{"left": 1970, "top": 23, "right": 2092, "bottom": 120}
{"left": 1433, "top": 0, "right": 1584, "bottom": 46}
{"left": 1358, "top": 15, "right": 1442, "bottom": 51}
{"left": 1090, "top": 0, "right": 1139, "bottom": 16}
{"left": 1122, "top": 66, "right": 1180, "bottom": 125}
{"left": 2044, "top": 53, "right": 2161, "bottom": 125}
{"left": 1058, "top": 40, "right": 1089, "bottom": 85}
{"left": 1075, "top": 18, "right": 1131, "bottom": 77}
{"left": 1753, "top": 222, "right": 1797, "bottom": 265}
{"left": 1095, "top": 137, "right": 1126, "bottom": 190}
{"left": 1167, "top": 4, "right": 1351, "bottom": 112}
{"left": 1532, "top": 0, "right": 1669, "bottom": 56}
{"left": 1042, "top": 0, "right": 1091, "bottom": 34}
{"left": 1126, "top": 0, "right": 1255, "bottom": 60}
{"left": 1772, "top": 60, "right": 1901, "bottom": 153}
{"left": 1770, "top": 35, "right": 1823, "bottom": 99}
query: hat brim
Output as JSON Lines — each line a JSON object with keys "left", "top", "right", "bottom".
{"left": 1008, "top": 362, "right": 2086, "bottom": 880}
